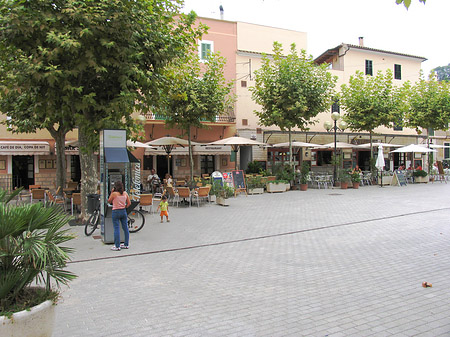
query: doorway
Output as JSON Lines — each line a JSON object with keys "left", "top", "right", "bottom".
{"left": 201, "top": 155, "right": 215, "bottom": 175}
{"left": 12, "top": 155, "right": 34, "bottom": 189}
{"left": 156, "top": 155, "right": 169, "bottom": 180}
{"left": 357, "top": 150, "right": 371, "bottom": 171}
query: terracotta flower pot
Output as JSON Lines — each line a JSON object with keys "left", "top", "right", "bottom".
{"left": 300, "top": 184, "right": 308, "bottom": 191}
{"left": 352, "top": 182, "right": 360, "bottom": 189}
{"left": 340, "top": 182, "right": 349, "bottom": 189}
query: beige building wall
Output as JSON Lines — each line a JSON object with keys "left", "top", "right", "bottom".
{"left": 235, "top": 22, "right": 307, "bottom": 132}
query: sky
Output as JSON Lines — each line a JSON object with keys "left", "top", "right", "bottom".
{"left": 181, "top": 0, "right": 449, "bottom": 77}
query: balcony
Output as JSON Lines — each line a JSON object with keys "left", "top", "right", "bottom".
{"left": 143, "top": 112, "right": 235, "bottom": 124}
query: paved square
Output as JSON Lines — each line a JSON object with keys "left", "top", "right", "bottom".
{"left": 54, "top": 183, "right": 450, "bottom": 336}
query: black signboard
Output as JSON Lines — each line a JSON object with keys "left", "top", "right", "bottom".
{"left": 232, "top": 170, "right": 246, "bottom": 189}
{"left": 394, "top": 170, "right": 407, "bottom": 186}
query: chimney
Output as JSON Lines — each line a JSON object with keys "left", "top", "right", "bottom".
{"left": 219, "top": 5, "right": 224, "bottom": 20}
{"left": 358, "top": 37, "right": 364, "bottom": 47}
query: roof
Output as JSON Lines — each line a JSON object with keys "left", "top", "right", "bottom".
{"left": 314, "top": 43, "right": 427, "bottom": 65}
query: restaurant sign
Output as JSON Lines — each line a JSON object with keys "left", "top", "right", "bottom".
{"left": 0, "top": 141, "right": 50, "bottom": 155}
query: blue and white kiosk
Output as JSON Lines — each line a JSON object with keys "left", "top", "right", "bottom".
{"left": 100, "top": 129, "right": 141, "bottom": 244}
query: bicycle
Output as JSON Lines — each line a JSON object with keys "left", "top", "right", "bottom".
{"left": 84, "top": 200, "right": 145, "bottom": 236}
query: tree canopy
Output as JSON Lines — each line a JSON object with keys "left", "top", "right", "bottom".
{"left": 251, "top": 42, "right": 337, "bottom": 166}
{"left": 0, "top": 0, "right": 205, "bottom": 215}
{"left": 396, "top": 0, "right": 426, "bottom": 9}
{"left": 339, "top": 70, "right": 405, "bottom": 160}
{"left": 432, "top": 64, "right": 450, "bottom": 82}
{"left": 404, "top": 75, "right": 450, "bottom": 133}
{"left": 159, "top": 52, "right": 234, "bottom": 180}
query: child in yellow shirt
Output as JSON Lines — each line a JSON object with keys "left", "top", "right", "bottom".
{"left": 157, "top": 195, "right": 170, "bottom": 223}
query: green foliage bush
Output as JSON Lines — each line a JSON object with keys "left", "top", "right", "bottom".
{"left": 0, "top": 188, "right": 76, "bottom": 315}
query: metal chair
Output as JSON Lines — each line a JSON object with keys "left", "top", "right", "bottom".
{"left": 71, "top": 193, "right": 81, "bottom": 215}
{"left": 139, "top": 194, "right": 153, "bottom": 213}
{"left": 192, "top": 186, "right": 211, "bottom": 207}
{"left": 165, "top": 186, "right": 179, "bottom": 206}
{"left": 46, "top": 190, "right": 66, "bottom": 211}
{"left": 177, "top": 187, "right": 191, "bottom": 207}
{"left": 31, "top": 189, "right": 46, "bottom": 203}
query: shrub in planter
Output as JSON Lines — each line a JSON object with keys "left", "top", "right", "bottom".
{"left": 246, "top": 176, "right": 265, "bottom": 194}
{"left": 299, "top": 162, "right": 310, "bottom": 191}
{"left": 412, "top": 169, "right": 428, "bottom": 177}
{"left": 0, "top": 188, "right": 76, "bottom": 321}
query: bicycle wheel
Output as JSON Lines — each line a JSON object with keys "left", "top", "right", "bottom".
{"left": 128, "top": 210, "right": 145, "bottom": 233}
{"left": 85, "top": 209, "right": 100, "bottom": 236}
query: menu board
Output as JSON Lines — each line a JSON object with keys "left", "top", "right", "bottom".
{"left": 232, "top": 170, "right": 246, "bottom": 190}
{"left": 393, "top": 170, "right": 407, "bottom": 186}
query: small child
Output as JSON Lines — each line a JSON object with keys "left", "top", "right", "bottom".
{"left": 157, "top": 195, "right": 170, "bottom": 223}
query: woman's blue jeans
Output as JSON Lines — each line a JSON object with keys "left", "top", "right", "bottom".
{"left": 111, "top": 208, "right": 129, "bottom": 248}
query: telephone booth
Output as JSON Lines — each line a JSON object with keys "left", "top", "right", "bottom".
{"left": 100, "top": 130, "right": 141, "bottom": 244}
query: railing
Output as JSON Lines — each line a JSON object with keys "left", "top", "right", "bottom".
{"left": 143, "top": 113, "right": 236, "bottom": 123}
{"left": 0, "top": 177, "right": 13, "bottom": 191}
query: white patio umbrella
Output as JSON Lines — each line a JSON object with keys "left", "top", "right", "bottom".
{"left": 146, "top": 136, "right": 200, "bottom": 173}
{"left": 126, "top": 140, "right": 154, "bottom": 148}
{"left": 321, "top": 142, "right": 357, "bottom": 149}
{"left": 208, "top": 136, "right": 270, "bottom": 170}
{"left": 376, "top": 145, "right": 386, "bottom": 187}
{"left": 390, "top": 144, "right": 437, "bottom": 154}
{"left": 357, "top": 142, "right": 403, "bottom": 149}
{"left": 417, "top": 144, "right": 450, "bottom": 149}
{"left": 272, "top": 141, "right": 325, "bottom": 148}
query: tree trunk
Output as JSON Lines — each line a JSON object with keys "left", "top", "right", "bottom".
{"left": 288, "top": 128, "right": 293, "bottom": 168}
{"left": 188, "top": 127, "right": 194, "bottom": 181}
{"left": 78, "top": 126, "right": 98, "bottom": 221}
{"left": 48, "top": 128, "right": 67, "bottom": 196}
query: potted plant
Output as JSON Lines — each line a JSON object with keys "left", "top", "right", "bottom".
{"left": 213, "top": 182, "right": 234, "bottom": 206}
{"left": 338, "top": 169, "right": 351, "bottom": 189}
{"left": 246, "top": 176, "right": 265, "bottom": 195}
{"left": 0, "top": 188, "right": 76, "bottom": 336}
{"left": 275, "top": 164, "right": 295, "bottom": 190}
{"left": 266, "top": 179, "right": 289, "bottom": 193}
{"left": 413, "top": 169, "right": 429, "bottom": 183}
{"left": 299, "top": 162, "right": 310, "bottom": 191}
{"left": 350, "top": 171, "right": 361, "bottom": 189}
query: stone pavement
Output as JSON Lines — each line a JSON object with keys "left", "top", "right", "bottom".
{"left": 54, "top": 182, "right": 450, "bottom": 337}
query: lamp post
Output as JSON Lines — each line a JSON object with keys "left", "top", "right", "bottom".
{"left": 324, "top": 112, "right": 347, "bottom": 185}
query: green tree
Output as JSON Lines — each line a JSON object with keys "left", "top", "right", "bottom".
{"left": 432, "top": 64, "right": 450, "bottom": 82}
{"left": 251, "top": 42, "right": 337, "bottom": 167}
{"left": 0, "top": 0, "right": 204, "bottom": 216}
{"left": 404, "top": 75, "right": 450, "bottom": 170}
{"left": 396, "top": 0, "right": 426, "bottom": 9}
{"left": 339, "top": 70, "right": 405, "bottom": 161}
{"left": 160, "top": 52, "right": 234, "bottom": 180}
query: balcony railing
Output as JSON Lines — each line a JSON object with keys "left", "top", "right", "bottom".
{"left": 143, "top": 113, "right": 235, "bottom": 123}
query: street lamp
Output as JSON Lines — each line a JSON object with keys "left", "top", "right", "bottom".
{"left": 324, "top": 112, "right": 348, "bottom": 185}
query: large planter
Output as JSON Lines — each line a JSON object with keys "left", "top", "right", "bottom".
{"left": 266, "top": 182, "right": 287, "bottom": 193}
{"left": 414, "top": 176, "right": 429, "bottom": 183}
{"left": 378, "top": 175, "right": 393, "bottom": 185}
{"left": 216, "top": 196, "right": 229, "bottom": 206}
{"left": 0, "top": 299, "right": 56, "bottom": 337}
{"left": 340, "top": 181, "right": 349, "bottom": 189}
{"left": 352, "top": 182, "right": 360, "bottom": 189}
{"left": 248, "top": 187, "right": 264, "bottom": 195}
{"left": 300, "top": 183, "right": 308, "bottom": 191}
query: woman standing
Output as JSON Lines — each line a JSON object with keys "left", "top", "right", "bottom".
{"left": 108, "top": 181, "right": 131, "bottom": 251}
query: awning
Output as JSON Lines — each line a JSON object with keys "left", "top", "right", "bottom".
{"left": 105, "top": 148, "right": 129, "bottom": 163}
{"left": 145, "top": 145, "right": 232, "bottom": 156}
{"left": 0, "top": 141, "right": 51, "bottom": 155}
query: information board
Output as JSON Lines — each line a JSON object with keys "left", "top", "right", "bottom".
{"left": 222, "top": 172, "right": 234, "bottom": 187}
{"left": 393, "top": 170, "right": 407, "bottom": 186}
{"left": 232, "top": 170, "right": 245, "bottom": 189}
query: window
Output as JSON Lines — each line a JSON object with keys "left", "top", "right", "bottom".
{"left": 394, "top": 64, "right": 402, "bottom": 80}
{"left": 365, "top": 60, "right": 373, "bottom": 76}
{"left": 198, "top": 40, "right": 214, "bottom": 61}
{"left": 445, "top": 143, "right": 450, "bottom": 159}
{"left": 241, "top": 80, "right": 247, "bottom": 87}
{"left": 242, "top": 119, "right": 248, "bottom": 126}
{"left": 331, "top": 99, "right": 340, "bottom": 113}
{"left": 393, "top": 119, "right": 403, "bottom": 131}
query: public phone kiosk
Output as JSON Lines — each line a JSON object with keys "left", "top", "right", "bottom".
{"left": 100, "top": 129, "right": 141, "bottom": 244}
